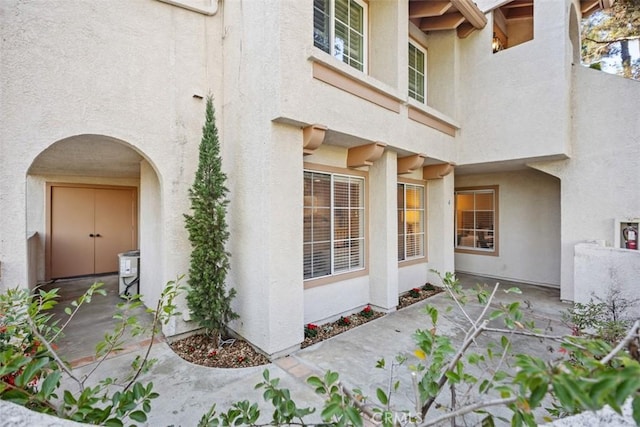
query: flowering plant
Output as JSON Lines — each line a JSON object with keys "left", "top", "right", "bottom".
{"left": 408, "top": 288, "right": 421, "bottom": 298}
{"left": 304, "top": 323, "right": 319, "bottom": 338}
{"left": 422, "top": 283, "right": 435, "bottom": 291}
{"left": 359, "top": 305, "right": 374, "bottom": 318}
{"left": 337, "top": 316, "right": 350, "bottom": 327}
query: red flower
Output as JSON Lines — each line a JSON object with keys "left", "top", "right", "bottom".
{"left": 307, "top": 323, "right": 318, "bottom": 330}
{"left": 363, "top": 305, "right": 372, "bottom": 313}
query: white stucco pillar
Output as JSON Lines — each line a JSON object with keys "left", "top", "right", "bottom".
{"left": 139, "top": 160, "right": 164, "bottom": 311}
{"left": 427, "top": 172, "right": 455, "bottom": 284}
{"left": 369, "top": 150, "right": 399, "bottom": 310}
{"left": 0, "top": 173, "right": 28, "bottom": 290}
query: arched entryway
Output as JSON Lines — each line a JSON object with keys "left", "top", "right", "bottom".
{"left": 25, "top": 134, "right": 164, "bottom": 364}
{"left": 26, "top": 134, "right": 163, "bottom": 301}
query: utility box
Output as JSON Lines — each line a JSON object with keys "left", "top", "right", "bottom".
{"left": 118, "top": 250, "right": 140, "bottom": 297}
{"left": 614, "top": 218, "right": 640, "bottom": 250}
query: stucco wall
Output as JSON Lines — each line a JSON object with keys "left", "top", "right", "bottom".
{"left": 0, "top": 0, "right": 222, "bottom": 340}
{"left": 455, "top": 1, "right": 572, "bottom": 165}
{"left": 455, "top": 169, "right": 561, "bottom": 287}
{"left": 533, "top": 67, "right": 640, "bottom": 301}
{"left": 574, "top": 243, "right": 640, "bottom": 321}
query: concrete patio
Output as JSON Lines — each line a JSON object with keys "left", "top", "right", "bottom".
{"left": 49, "top": 273, "right": 579, "bottom": 426}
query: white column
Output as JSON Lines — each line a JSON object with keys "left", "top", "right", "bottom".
{"left": 427, "top": 172, "right": 455, "bottom": 284}
{"left": 369, "top": 150, "right": 398, "bottom": 310}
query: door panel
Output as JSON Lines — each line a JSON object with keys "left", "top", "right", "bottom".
{"left": 51, "top": 187, "right": 96, "bottom": 278}
{"left": 50, "top": 186, "right": 137, "bottom": 279}
{"left": 94, "top": 189, "right": 136, "bottom": 274}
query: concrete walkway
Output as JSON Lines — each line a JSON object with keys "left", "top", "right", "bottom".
{"left": 63, "top": 273, "right": 577, "bottom": 426}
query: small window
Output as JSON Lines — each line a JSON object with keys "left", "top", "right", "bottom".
{"left": 304, "top": 170, "right": 366, "bottom": 280}
{"left": 313, "top": 0, "right": 368, "bottom": 72}
{"left": 398, "top": 183, "right": 425, "bottom": 261}
{"left": 455, "top": 187, "right": 498, "bottom": 254}
{"left": 408, "top": 41, "right": 426, "bottom": 103}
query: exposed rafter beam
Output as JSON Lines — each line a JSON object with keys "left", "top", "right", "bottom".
{"left": 504, "top": 5, "right": 533, "bottom": 20}
{"left": 457, "top": 22, "right": 476, "bottom": 38}
{"left": 409, "top": 1, "right": 452, "bottom": 18}
{"left": 420, "top": 12, "right": 466, "bottom": 31}
{"left": 451, "top": 0, "right": 488, "bottom": 29}
{"left": 581, "top": 0, "right": 600, "bottom": 13}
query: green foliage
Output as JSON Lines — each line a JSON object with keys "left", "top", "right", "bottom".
{"left": 308, "top": 370, "right": 362, "bottom": 426}
{"left": 359, "top": 305, "right": 374, "bottom": 318}
{"left": 198, "top": 370, "right": 314, "bottom": 426}
{"left": 408, "top": 288, "right": 421, "bottom": 298}
{"left": 581, "top": 0, "right": 640, "bottom": 79}
{"left": 304, "top": 323, "right": 319, "bottom": 339}
{"left": 563, "top": 285, "right": 640, "bottom": 343}
{"left": 199, "top": 271, "right": 640, "bottom": 426}
{"left": 185, "top": 95, "right": 238, "bottom": 345}
{"left": 1, "top": 278, "right": 183, "bottom": 425}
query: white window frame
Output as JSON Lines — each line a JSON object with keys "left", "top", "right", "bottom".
{"left": 454, "top": 187, "right": 498, "bottom": 255}
{"left": 304, "top": 169, "right": 366, "bottom": 281}
{"left": 313, "top": 0, "right": 368, "bottom": 73}
{"left": 408, "top": 40, "right": 427, "bottom": 103}
{"left": 398, "top": 182, "right": 426, "bottom": 262}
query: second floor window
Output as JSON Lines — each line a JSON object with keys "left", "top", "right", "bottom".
{"left": 314, "top": 0, "right": 367, "bottom": 72}
{"left": 408, "top": 41, "right": 426, "bottom": 103}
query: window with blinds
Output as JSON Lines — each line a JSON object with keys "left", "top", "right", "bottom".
{"left": 408, "top": 41, "right": 426, "bottom": 103}
{"left": 398, "top": 183, "right": 425, "bottom": 261}
{"left": 304, "top": 170, "right": 365, "bottom": 280}
{"left": 455, "top": 188, "right": 497, "bottom": 253}
{"left": 313, "top": 0, "right": 367, "bottom": 72}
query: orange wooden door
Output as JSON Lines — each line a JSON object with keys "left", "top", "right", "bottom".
{"left": 51, "top": 187, "right": 96, "bottom": 278}
{"left": 50, "top": 186, "right": 137, "bottom": 278}
{"left": 94, "top": 189, "right": 136, "bottom": 274}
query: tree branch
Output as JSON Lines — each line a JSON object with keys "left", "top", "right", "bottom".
{"left": 421, "top": 320, "right": 489, "bottom": 417}
{"left": 601, "top": 320, "right": 640, "bottom": 365}
{"left": 585, "top": 35, "right": 640, "bottom": 44}
{"left": 26, "top": 316, "right": 83, "bottom": 389}
{"left": 419, "top": 396, "right": 518, "bottom": 427}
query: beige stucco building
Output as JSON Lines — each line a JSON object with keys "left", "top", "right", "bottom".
{"left": 1, "top": 0, "right": 639, "bottom": 357}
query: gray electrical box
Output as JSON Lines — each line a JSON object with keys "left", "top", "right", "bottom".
{"left": 118, "top": 250, "right": 140, "bottom": 297}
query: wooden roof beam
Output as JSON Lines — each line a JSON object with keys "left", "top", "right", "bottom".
{"left": 451, "top": 0, "right": 488, "bottom": 29}
{"left": 457, "top": 22, "right": 476, "bottom": 38}
{"left": 420, "top": 12, "right": 466, "bottom": 31}
{"left": 409, "top": 1, "right": 452, "bottom": 18}
{"left": 505, "top": 5, "right": 533, "bottom": 20}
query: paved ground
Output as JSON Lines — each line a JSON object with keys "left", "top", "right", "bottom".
{"left": 59, "top": 273, "right": 578, "bottom": 426}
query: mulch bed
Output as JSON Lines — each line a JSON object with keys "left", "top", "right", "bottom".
{"left": 169, "top": 284, "right": 441, "bottom": 367}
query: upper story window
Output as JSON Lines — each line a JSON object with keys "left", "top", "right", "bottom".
{"left": 304, "top": 170, "right": 366, "bottom": 280}
{"left": 455, "top": 187, "right": 498, "bottom": 255}
{"left": 313, "top": 0, "right": 368, "bottom": 72}
{"left": 398, "top": 183, "right": 425, "bottom": 261}
{"left": 408, "top": 41, "right": 426, "bottom": 103}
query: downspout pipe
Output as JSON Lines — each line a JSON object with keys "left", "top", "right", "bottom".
{"left": 155, "top": 0, "right": 218, "bottom": 16}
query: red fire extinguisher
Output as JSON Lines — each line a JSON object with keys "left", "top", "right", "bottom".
{"left": 623, "top": 223, "right": 638, "bottom": 250}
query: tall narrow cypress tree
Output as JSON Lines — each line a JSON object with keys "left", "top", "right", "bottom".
{"left": 185, "top": 95, "right": 238, "bottom": 347}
